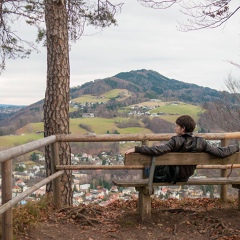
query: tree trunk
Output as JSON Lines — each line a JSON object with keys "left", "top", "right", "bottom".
{"left": 44, "top": 0, "right": 72, "bottom": 205}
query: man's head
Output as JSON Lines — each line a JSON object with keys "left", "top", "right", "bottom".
{"left": 175, "top": 115, "right": 196, "bottom": 134}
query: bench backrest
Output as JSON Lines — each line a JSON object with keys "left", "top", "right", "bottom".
{"left": 124, "top": 152, "right": 240, "bottom": 166}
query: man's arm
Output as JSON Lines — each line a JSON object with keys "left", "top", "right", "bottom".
{"left": 134, "top": 138, "right": 175, "bottom": 156}
{"left": 204, "top": 140, "right": 239, "bottom": 158}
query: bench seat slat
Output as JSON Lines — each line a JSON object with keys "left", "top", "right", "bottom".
{"left": 125, "top": 152, "right": 240, "bottom": 165}
{"left": 113, "top": 177, "right": 240, "bottom": 187}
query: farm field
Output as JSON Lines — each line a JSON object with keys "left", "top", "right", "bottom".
{"left": 71, "top": 89, "right": 131, "bottom": 104}
{"left": 0, "top": 133, "right": 44, "bottom": 149}
{"left": 150, "top": 102, "right": 201, "bottom": 115}
{"left": 70, "top": 118, "right": 152, "bottom": 134}
{"left": 0, "top": 100, "right": 202, "bottom": 149}
{"left": 70, "top": 89, "right": 131, "bottom": 112}
{"left": 126, "top": 101, "right": 202, "bottom": 123}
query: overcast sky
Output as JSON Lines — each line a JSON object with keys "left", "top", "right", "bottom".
{"left": 1, "top": 1, "right": 240, "bottom": 106}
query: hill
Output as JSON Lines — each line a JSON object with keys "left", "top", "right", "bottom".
{"left": 70, "top": 69, "right": 222, "bottom": 103}
{"left": 0, "top": 69, "right": 225, "bottom": 136}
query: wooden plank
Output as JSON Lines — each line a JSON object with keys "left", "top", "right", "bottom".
{"left": 51, "top": 142, "right": 61, "bottom": 209}
{"left": 148, "top": 157, "right": 156, "bottom": 194}
{"left": 197, "top": 164, "right": 240, "bottom": 169}
{"left": 112, "top": 177, "right": 240, "bottom": 187}
{"left": 0, "top": 135, "right": 57, "bottom": 164}
{"left": 124, "top": 153, "right": 240, "bottom": 165}
{"left": 0, "top": 171, "right": 64, "bottom": 215}
{"left": 221, "top": 139, "right": 229, "bottom": 201}
{"left": 56, "top": 165, "right": 144, "bottom": 170}
{"left": 55, "top": 164, "right": 240, "bottom": 170}
{"left": 58, "top": 132, "right": 240, "bottom": 142}
{"left": 1, "top": 159, "right": 13, "bottom": 240}
{"left": 137, "top": 187, "right": 151, "bottom": 222}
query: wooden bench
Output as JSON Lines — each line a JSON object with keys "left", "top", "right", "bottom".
{"left": 112, "top": 152, "right": 240, "bottom": 222}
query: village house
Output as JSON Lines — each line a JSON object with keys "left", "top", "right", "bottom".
{"left": 121, "top": 187, "right": 135, "bottom": 195}
{"left": 82, "top": 113, "right": 94, "bottom": 118}
{"left": 33, "top": 186, "right": 46, "bottom": 197}
{"left": 13, "top": 172, "right": 31, "bottom": 181}
{"left": 15, "top": 179, "right": 25, "bottom": 187}
{"left": 12, "top": 185, "right": 22, "bottom": 197}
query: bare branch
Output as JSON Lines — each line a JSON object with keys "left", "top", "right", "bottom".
{"left": 0, "top": 0, "right": 123, "bottom": 72}
{"left": 200, "top": 74, "right": 240, "bottom": 132}
{"left": 138, "top": 0, "right": 179, "bottom": 9}
{"left": 138, "top": 0, "right": 240, "bottom": 31}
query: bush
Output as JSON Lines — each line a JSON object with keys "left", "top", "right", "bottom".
{"left": 10, "top": 196, "right": 53, "bottom": 238}
{"left": 79, "top": 123, "right": 92, "bottom": 132}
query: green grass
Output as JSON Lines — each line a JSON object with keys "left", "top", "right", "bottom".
{"left": 151, "top": 103, "right": 202, "bottom": 120}
{"left": 103, "top": 89, "right": 131, "bottom": 100}
{"left": 117, "top": 127, "right": 152, "bottom": 134}
{"left": 71, "top": 89, "right": 131, "bottom": 104}
{"left": 72, "top": 94, "right": 108, "bottom": 104}
{"left": 70, "top": 117, "right": 150, "bottom": 134}
{"left": 70, "top": 118, "right": 116, "bottom": 134}
{"left": 0, "top": 133, "right": 44, "bottom": 148}
{"left": 0, "top": 100, "right": 203, "bottom": 148}
{"left": 16, "top": 123, "right": 44, "bottom": 135}
{"left": 0, "top": 117, "right": 153, "bottom": 148}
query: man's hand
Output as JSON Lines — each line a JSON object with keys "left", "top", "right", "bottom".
{"left": 125, "top": 148, "right": 135, "bottom": 155}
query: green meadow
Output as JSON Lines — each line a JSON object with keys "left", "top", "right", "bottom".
{"left": 70, "top": 118, "right": 151, "bottom": 134}
{"left": 71, "top": 89, "right": 131, "bottom": 104}
{"left": 0, "top": 133, "right": 44, "bottom": 149}
{"left": 0, "top": 100, "right": 202, "bottom": 148}
{"left": 150, "top": 102, "right": 201, "bottom": 122}
{"left": 70, "top": 89, "right": 131, "bottom": 112}
{"left": 72, "top": 94, "right": 108, "bottom": 104}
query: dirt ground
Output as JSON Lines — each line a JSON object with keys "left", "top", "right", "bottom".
{"left": 19, "top": 198, "right": 240, "bottom": 240}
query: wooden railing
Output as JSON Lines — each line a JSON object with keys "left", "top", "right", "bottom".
{"left": 1, "top": 132, "right": 240, "bottom": 239}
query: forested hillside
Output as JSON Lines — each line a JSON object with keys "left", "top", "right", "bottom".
{"left": 0, "top": 69, "right": 228, "bottom": 136}
{"left": 70, "top": 69, "right": 222, "bottom": 103}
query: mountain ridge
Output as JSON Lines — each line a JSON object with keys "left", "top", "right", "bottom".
{"left": 0, "top": 69, "right": 226, "bottom": 135}
{"left": 70, "top": 69, "right": 221, "bottom": 103}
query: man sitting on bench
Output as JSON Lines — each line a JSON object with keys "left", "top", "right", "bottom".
{"left": 125, "top": 115, "right": 239, "bottom": 183}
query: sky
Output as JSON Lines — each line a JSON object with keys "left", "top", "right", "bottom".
{"left": 1, "top": 1, "right": 240, "bottom": 106}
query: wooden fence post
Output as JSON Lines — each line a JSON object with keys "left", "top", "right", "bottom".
{"left": 1, "top": 159, "right": 13, "bottom": 240}
{"left": 221, "top": 139, "right": 229, "bottom": 201}
{"left": 141, "top": 139, "right": 149, "bottom": 177}
{"left": 138, "top": 139, "right": 152, "bottom": 221}
{"left": 51, "top": 142, "right": 61, "bottom": 209}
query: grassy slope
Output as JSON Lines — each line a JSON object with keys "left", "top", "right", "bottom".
{"left": 0, "top": 100, "right": 202, "bottom": 148}
{"left": 0, "top": 133, "right": 44, "bottom": 149}
{"left": 70, "top": 118, "right": 151, "bottom": 134}
{"left": 151, "top": 102, "right": 201, "bottom": 122}
{"left": 70, "top": 89, "right": 131, "bottom": 112}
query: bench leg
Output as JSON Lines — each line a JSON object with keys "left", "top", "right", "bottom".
{"left": 232, "top": 185, "right": 240, "bottom": 210}
{"left": 137, "top": 187, "right": 151, "bottom": 222}
{"left": 238, "top": 189, "right": 240, "bottom": 210}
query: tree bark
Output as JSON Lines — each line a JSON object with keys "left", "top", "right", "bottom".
{"left": 44, "top": 0, "right": 72, "bottom": 205}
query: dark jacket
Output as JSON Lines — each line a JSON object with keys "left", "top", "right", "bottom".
{"left": 135, "top": 133, "right": 239, "bottom": 181}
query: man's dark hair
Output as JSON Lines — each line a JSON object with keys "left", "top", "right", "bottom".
{"left": 175, "top": 115, "right": 196, "bottom": 132}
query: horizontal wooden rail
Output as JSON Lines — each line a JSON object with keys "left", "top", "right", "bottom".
{"left": 57, "top": 132, "right": 240, "bottom": 142}
{"left": 0, "top": 135, "right": 57, "bottom": 163}
{"left": 56, "top": 164, "right": 240, "bottom": 170}
{"left": 1, "top": 132, "right": 240, "bottom": 164}
{"left": 56, "top": 165, "right": 144, "bottom": 170}
{"left": 0, "top": 170, "right": 64, "bottom": 215}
